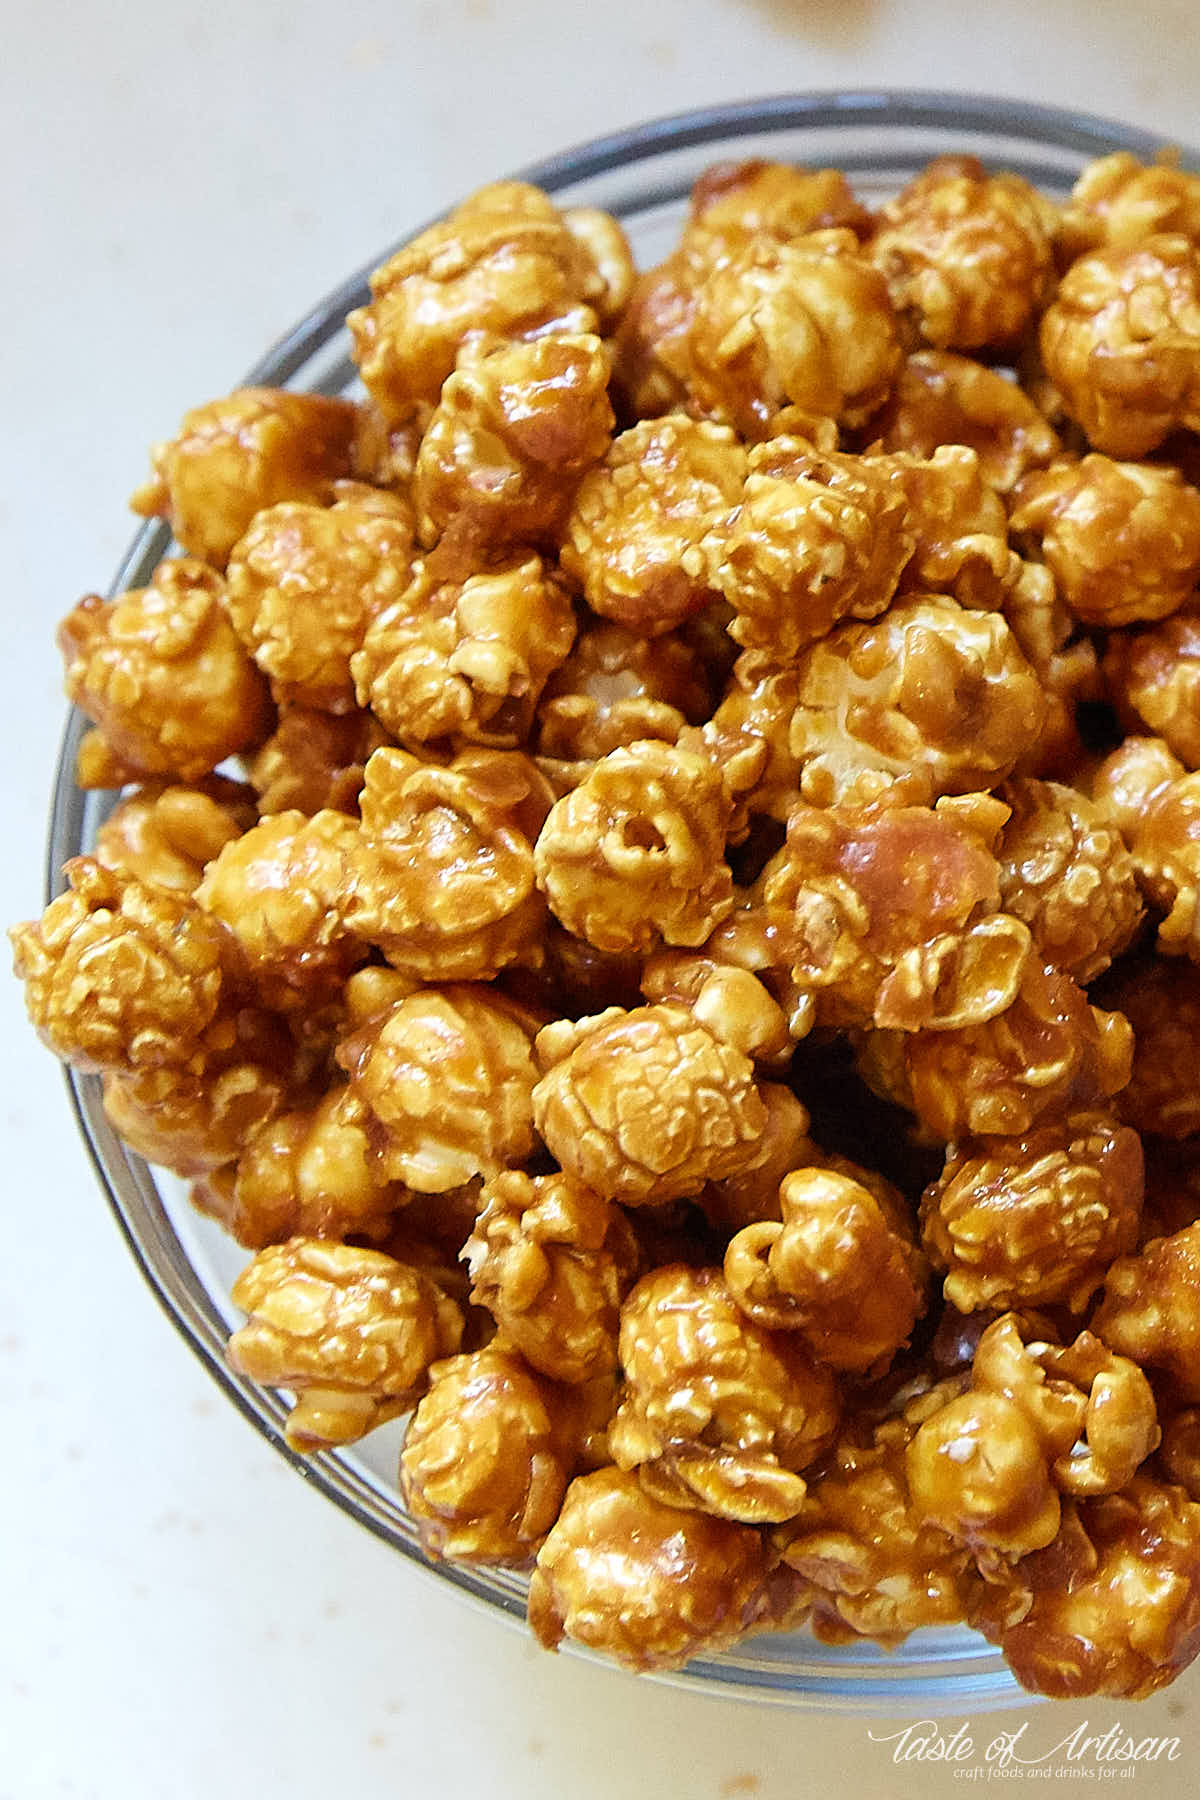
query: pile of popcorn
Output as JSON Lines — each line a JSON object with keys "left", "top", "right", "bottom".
{"left": 16, "top": 148, "right": 1200, "bottom": 1700}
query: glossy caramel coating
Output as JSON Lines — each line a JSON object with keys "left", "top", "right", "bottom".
{"left": 872, "top": 350, "right": 1060, "bottom": 493}
{"left": 58, "top": 560, "right": 271, "bottom": 782}
{"left": 1040, "top": 235, "right": 1200, "bottom": 456}
{"left": 247, "top": 707, "right": 389, "bottom": 817}
{"left": 920, "top": 1110, "right": 1143, "bottom": 1312}
{"left": 1093, "top": 1222, "right": 1200, "bottom": 1399}
{"left": 1090, "top": 734, "right": 1185, "bottom": 841}
{"left": 1105, "top": 614, "right": 1200, "bottom": 767}
{"left": 534, "top": 619, "right": 713, "bottom": 779}
{"left": 400, "top": 1346, "right": 570, "bottom": 1562}
{"left": 684, "top": 159, "right": 870, "bottom": 260}
{"left": 94, "top": 779, "right": 255, "bottom": 895}
{"left": 129, "top": 385, "right": 358, "bottom": 567}
{"left": 528, "top": 1466, "right": 770, "bottom": 1671}
{"left": 1128, "top": 768, "right": 1200, "bottom": 959}
{"left": 996, "top": 779, "right": 1143, "bottom": 982}
{"left": 871, "top": 157, "right": 1056, "bottom": 350}
{"left": 1058, "top": 152, "right": 1200, "bottom": 259}
{"left": 700, "top": 654, "right": 803, "bottom": 842}
{"left": 1100, "top": 955, "right": 1200, "bottom": 1138}
{"left": 700, "top": 1084, "right": 818, "bottom": 1235}
{"left": 226, "top": 1237, "right": 464, "bottom": 1450}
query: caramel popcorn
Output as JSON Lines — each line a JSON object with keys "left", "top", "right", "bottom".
{"left": 1125, "top": 768, "right": 1200, "bottom": 960}
{"left": 534, "top": 619, "right": 713, "bottom": 777}
{"left": 872, "top": 350, "right": 1061, "bottom": 493}
{"left": 352, "top": 556, "right": 576, "bottom": 750}
{"left": 340, "top": 983, "right": 538, "bottom": 1192}
{"left": 1058, "top": 152, "right": 1200, "bottom": 259}
{"left": 788, "top": 594, "right": 1046, "bottom": 808}
{"left": 561, "top": 417, "right": 745, "bottom": 636}
{"left": 532, "top": 1004, "right": 766, "bottom": 1207}
{"left": 413, "top": 332, "right": 614, "bottom": 548}
{"left": 700, "top": 1083, "right": 818, "bottom": 1235}
{"left": 700, "top": 654, "right": 803, "bottom": 840}
{"left": 247, "top": 706, "right": 390, "bottom": 816}
{"left": 59, "top": 559, "right": 271, "bottom": 782}
{"left": 129, "top": 385, "right": 359, "bottom": 567}
{"left": 94, "top": 779, "right": 255, "bottom": 895}
{"left": 226, "top": 1237, "right": 464, "bottom": 1450}
{"left": 1040, "top": 235, "right": 1200, "bottom": 456}
{"left": 400, "top": 1346, "right": 570, "bottom": 1562}
{"left": 610, "top": 253, "right": 695, "bottom": 420}
{"left": 1160, "top": 1409, "right": 1200, "bottom": 1500}
{"left": 225, "top": 484, "right": 416, "bottom": 713}
{"left": 1093, "top": 1222, "right": 1200, "bottom": 1399}
{"left": 1090, "top": 733, "right": 1185, "bottom": 840}
{"left": 529, "top": 1466, "right": 770, "bottom": 1671}
{"left": 684, "top": 159, "right": 871, "bottom": 261}
{"left": 1105, "top": 613, "right": 1200, "bottom": 766}
{"left": 348, "top": 182, "right": 612, "bottom": 423}
{"left": 608, "top": 1264, "right": 839, "bottom": 1522}
{"left": 1099, "top": 956, "right": 1200, "bottom": 1138}
{"left": 872, "top": 157, "right": 1056, "bottom": 350}
{"left": 920, "top": 1110, "right": 1143, "bottom": 1311}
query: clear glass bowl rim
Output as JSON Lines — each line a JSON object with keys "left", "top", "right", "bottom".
{"left": 47, "top": 87, "right": 1200, "bottom": 1714}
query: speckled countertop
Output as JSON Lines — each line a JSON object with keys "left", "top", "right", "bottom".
{"left": 3, "top": 4, "right": 1199, "bottom": 1795}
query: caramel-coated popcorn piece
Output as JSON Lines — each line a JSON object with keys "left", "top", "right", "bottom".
{"left": 130, "top": 386, "right": 359, "bottom": 567}
{"left": 609, "top": 254, "right": 696, "bottom": 420}
{"left": 339, "top": 983, "right": 537, "bottom": 1193}
{"left": 225, "top": 484, "right": 416, "bottom": 713}
{"left": 1105, "top": 614, "right": 1200, "bottom": 767}
{"left": 700, "top": 654, "right": 803, "bottom": 842}
{"left": 997, "top": 779, "right": 1143, "bottom": 983}
{"left": 1102, "top": 957, "right": 1200, "bottom": 1139}
{"left": 608, "top": 1265, "right": 838, "bottom": 1522}
{"left": 1040, "top": 234, "right": 1200, "bottom": 456}
{"left": 562, "top": 416, "right": 745, "bottom": 636}
{"left": 532, "top": 1003, "right": 767, "bottom": 1207}
{"left": 1059, "top": 152, "right": 1200, "bottom": 259}
{"left": 788, "top": 594, "right": 1046, "bottom": 808}
{"left": 534, "top": 619, "right": 713, "bottom": 779}
{"left": 907, "top": 1388, "right": 1063, "bottom": 1559}
{"left": 700, "top": 1083, "right": 818, "bottom": 1236}
{"left": 871, "top": 157, "right": 1056, "bottom": 350}
{"left": 1090, "top": 734, "right": 1185, "bottom": 841}
{"left": 400, "top": 1345, "right": 569, "bottom": 1562}
{"left": 1127, "top": 768, "right": 1200, "bottom": 960}
{"left": 11, "top": 857, "right": 228, "bottom": 1073}
{"left": 528, "top": 1466, "right": 770, "bottom": 1671}
{"left": 1093, "top": 1222, "right": 1200, "bottom": 1399}
{"left": 195, "top": 808, "right": 363, "bottom": 1013}
{"left": 352, "top": 556, "right": 575, "bottom": 750}
{"left": 413, "top": 332, "right": 614, "bottom": 549}
{"left": 94, "top": 780, "right": 255, "bottom": 895}
{"left": 873, "top": 350, "right": 1061, "bottom": 493}
{"left": 684, "top": 231, "right": 900, "bottom": 438}
{"left": 348, "top": 182, "right": 612, "bottom": 424}
{"left": 715, "top": 441, "right": 914, "bottom": 660}
{"left": 968, "top": 1477, "right": 1200, "bottom": 1698}
{"left": 640, "top": 951, "right": 793, "bottom": 1068}
{"left": 903, "top": 957, "right": 1133, "bottom": 1139}
{"left": 1160, "top": 1409, "right": 1200, "bottom": 1500}
{"left": 1010, "top": 454, "right": 1200, "bottom": 626}
{"left": 247, "top": 706, "right": 390, "bottom": 817}
{"left": 227, "top": 1237, "right": 464, "bottom": 1450}
{"left": 874, "top": 445, "right": 1020, "bottom": 610}
{"left": 534, "top": 739, "right": 733, "bottom": 956}
{"left": 464, "top": 1171, "right": 627, "bottom": 1384}
{"left": 684, "top": 159, "right": 870, "bottom": 261}
{"left": 920, "top": 1110, "right": 1143, "bottom": 1312}
{"left": 58, "top": 560, "right": 271, "bottom": 782}
{"left": 346, "top": 747, "right": 546, "bottom": 981}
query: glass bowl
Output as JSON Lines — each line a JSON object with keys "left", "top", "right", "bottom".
{"left": 48, "top": 89, "right": 1197, "bottom": 1714}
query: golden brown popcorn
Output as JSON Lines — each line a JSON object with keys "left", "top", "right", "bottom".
{"left": 1160, "top": 1409, "right": 1200, "bottom": 1500}
{"left": 224, "top": 484, "right": 417, "bottom": 713}
{"left": 247, "top": 706, "right": 391, "bottom": 817}
{"left": 1058, "top": 152, "right": 1200, "bottom": 260}
{"left": 1000, "top": 560, "right": 1101, "bottom": 781}
{"left": 195, "top": 808, "right": 363, "bottom": 1013}
{"left": 11, "top": 856, "right": 228, "bottom": 1073}
{"left": 683, "top": 159, "right": 871, "bottom": 262}
{"left": 684, "top": 230, "right": 901, "bottom": 438}
{"left": 1010, "top": 454, "right": 1200, "bottom": 626}
{"left": 101, "top": 1004, "right": 299, "bottom": 1177}
{"left": 532, "top": 1003, "right": 767, "bottom": 1207}
{"left": 129, "top": 386, "right": 359, "bottom": 567}
{"left": 967, "top": 1477, "right": 1200, "bottom": 1698}
{"left": 226, "top": 1237, "right": 463, "bottom": 1451}
{"left": 871, "top": 156, "right": 1056, "bottom": 350}
{"left": 700, "top": 1084, "right": 818, "bottom": 1235}
{"left": 348, "top": 182, "right": 612, "bottom": 424}
{"left": 871, "top": 349, "right": 1061, "bottom": 493}
{"left": 788, "top": 594, "right": 1046, "bottom": 808}
{"left": 1105, "top": 614, "right": 1200, "bottom": 767}
{"left": 534, "top": 739, "right": 733, "bottom": 955}
{"left": 906, "top": 1388, "right": 1063, "bottom": 1558}
{"left": 920, "top": 1110, "right": 1143, "bottom": 1311}
{"left": 1099, "top": 955, "right": 1200, "bottom": 1139}
{"left": 58, "top": 560, "right": 272, "bottom": 782}
{"left": 1093, "top": 1222, "right": 1200, "bottom": 1399}
{"left": 1090, "top": 733, "right": 1185, "bottom": 840}
{"left": 714, "top": 441, "right": 914, "bottom": 660}
{"left": 413, "top": 333, "right": 613, "bottom": 549}
{"left": 903, "top": 957, "right": 1133, "bottom": 1139}
{"left": 609, "top": 1265, "right": 839, "bottom": 1522}
{"left": 346, "top": 748, "right": 546, "bottom": 979}
{"left": 562, "top": 207, "right": 635, "bottom": 326}
{"left": 996, "top": 778, "right": 1143, "bottom": 982}
{"left": 561, "top": 416, "right": 745, "bottom": 637}
{"left": 776, "top": 1380, "right": 972, "bottom": 1646}
{"left": 400, "top": 1345, "right": 570, "bottom": 1562}
{"left": 700, "top": 654, "right": 803, "bottom": 842}
{"left": 640, "top": 951, "right": 793, "bottom": 1069}
{"left": 352, "top": 556, "right": 576, "bottom": 749}
{"left": 94, "top": 779, "right": 256, "bottom": 895}
{"left": 339, "top": 983, "right": 538, "bottom": 1193}
{"left": 1126, "top": 769, "right": 1200, "bottom": 959}
{"left": 463, "top": 1171, "right": 628, "bottom": 1384}
{"left": 609, "top": 253, "right": 696, "bottom": 420}
{"left": 197, "top": 1086, "right": 404, "bottom": 1249}
{"left": 724, "top": 1166, "right": 927, "bottom": 1375}
{"left": 528, "top": 1466, "right": 770, "bottom": 1671}
{"left": 1039, "top": 235, "right": 1200, "bottom": 456}
{"left": 534, "top": 619, "right": 713, "bottom": 782}
{"left": 874, "top": 445, "right": 1020, "bottom": 610}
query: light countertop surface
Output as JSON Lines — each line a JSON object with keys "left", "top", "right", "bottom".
{"left": 4, "top": 4, "right": 1200, "bottom": 1795}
